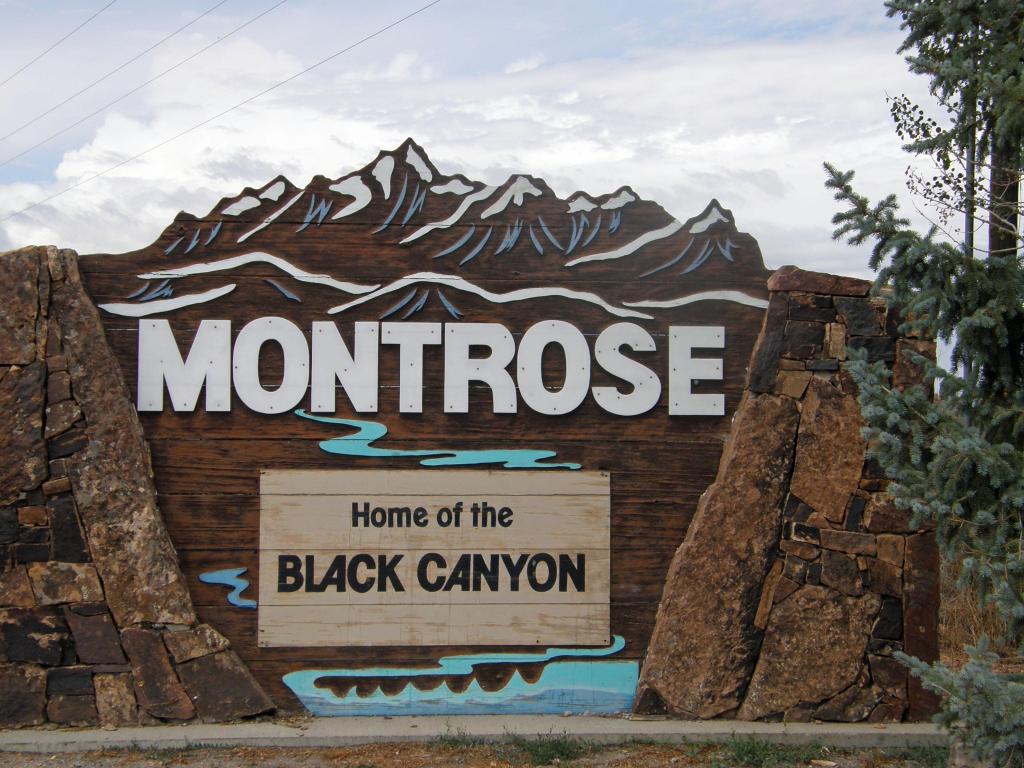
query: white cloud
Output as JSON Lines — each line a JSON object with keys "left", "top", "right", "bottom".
{"left": 0, "top": 8, "right": 935, "bottom": 278}
{"left": 334, "top": 51, "right": 436, "bottom": 83}
{"left": 504, "top": 55, "right": 546, "bottom": 74}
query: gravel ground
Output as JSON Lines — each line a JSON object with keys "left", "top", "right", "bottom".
{"left": 0, "top": 739, "right": 949, "bottom": 768}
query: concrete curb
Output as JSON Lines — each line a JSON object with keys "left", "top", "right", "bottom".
{"left": 0, "top": 716, "right": 947, "bottom": 753}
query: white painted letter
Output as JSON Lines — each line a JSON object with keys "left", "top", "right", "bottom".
{"left": 137, "top": 319, "right": 230, "bottom": 412}
{"left": 592, "top": 323, "right": 661, "bottom": 416}
{"left": 381, "top": 322, "right": 441, "bottom": 413}
{"left": 233, "top": 317, "right": 309, "bottom": 414}
{"left": 517, "top": 320, "right": 590, "bottom": 415}
{"left": 311, "top": 321, "right": 379, "bottom": 412}
{"left": 444, "top": 323, "right": 517, "bottom": 413}
{"left": 669, "top": 326, "right": 725, "bottom": 415}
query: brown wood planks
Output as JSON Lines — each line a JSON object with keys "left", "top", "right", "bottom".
{"left": 79, "top": 140, "right": 770, "bottom": 711}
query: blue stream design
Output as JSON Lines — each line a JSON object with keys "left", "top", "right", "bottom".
{"left": 565, "top": 214, "right": 588, "bottom": 255}
{"left": 400, "top": 289, "right": 429, "bottom": 319}
{"left": 536, "top": 216, "right": 563, "bottom": 251}
{"left": 718, "top": 238, "right": 736, "bottom": 262}
{"left": 436, "top": 288, "right": 462, "bottom": 319}
{"left": 124, "top": 281, "right": 151, "bottom": 299}
{"left": 184, "top": 229, "right": 201, "bottom": 255}
{"left": 296, "top": 410, "right": 580, "bottom": 469}
{"left": 680, "top": 240, "right": 714, "bottom": 275}
{"left": 458, "top": 227, "right": 492, "bottom": 265}
{"left": 283, "top": 636, "right": 637, "bottom": 716}
{"left": 528, "top": 224, "right": 544, "bottom": 255}
{"left": 139, "top": 278, "right": 173, "bottom": 302}
{"left": 401, "top": 184, "right": 426, "bottom": 226}
{"left": 198, "top": 567, "right": 257, "bottom": 609}
{"left": 608, "top": 210, "right": 622, "bottom": 234}
{"left": 379, "top": 287, "right": 420, "bottom": 319}
{"left": 163, "top": 236, "right": 183, "bottom": 255}
{"left": 204, "top": 220, "right": 223, "bottom": 246}
{"left": 297, "top": 195, "right": 333, "bottom": 233}
{"left": 264, "top": 278, "right": 301, "bottom": 302}
{"left": 581, "top": 213, "right": 602, "bottom": 248}
{"left": 372, "top": 174, "right": 408, "bottom": 234}
{"left": 640, "top": 239, "right": 694, "bottom": 278}
{"left": 432, "top": 226, "right": 475, "bottom": 260}
{"left": 494, "top": 219, "right": 523, "bottom": 255}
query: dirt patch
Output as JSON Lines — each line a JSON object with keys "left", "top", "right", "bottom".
{"left": 0, "top": 740, "right": 948, "bottom": 768}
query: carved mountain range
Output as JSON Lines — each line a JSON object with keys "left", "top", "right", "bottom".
{"left": 89, "top": 138, "right": 769, "bottom": 322}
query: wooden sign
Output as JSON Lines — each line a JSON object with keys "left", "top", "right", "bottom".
{"left": 79, "top": 138, "right": 770, "bottom": 715}
{"left": 258, "top": 469, "right": 610, "bottom": 647}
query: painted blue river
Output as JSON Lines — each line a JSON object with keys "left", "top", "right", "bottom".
{"left": 198, "top": 567, "right": 257, "bottom": 609}
{"left": 282, "top": 636, "right": 637, "bottom": 716}
{"left": 296, "top": 410, "right": 580, "bottom": 469}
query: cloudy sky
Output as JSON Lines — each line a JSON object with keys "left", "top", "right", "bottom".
{"left": 0, "top": 0, "right": 936, "bottom": 278}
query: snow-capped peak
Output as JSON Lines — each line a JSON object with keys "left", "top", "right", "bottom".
{"left": 431, "top": 179, "right": 475, "bottom": 196}
{"left": 685, "top": 200, "right": 733, "bottom": 234}
{"left": 372, "top": 156, "right": 395, "bottom": 199}
{"left": 480, "top": 177, "right": 542, "bottom": 218}
{"left": 260, "top": 180, "right": 286, "bottom": 201}
{"left": 406, "top": 145, "right": 433, "bottom": 182}
{"left": 220, "top": 196, "right": 260, "bottom": 216}
{"left": 601, "top": 189, "right": 637, "bottom": 210}
{"left": 328, "top": 175, "right": 372, "bottom": 220}
{"left": 567, "top": 195, "right": 598, "bottom": 213}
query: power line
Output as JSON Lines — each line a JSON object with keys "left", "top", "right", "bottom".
{"left": 1, "top": 0, "right": 231, "bottom": 144}
{"left": 0, "top": 0, "right": 442, "bottom": 225}
{"left": 0, "top": 1, "right": 118, "bottom": 90}
{"left": 0, "top": 0, "right": 290, "bottom": 169}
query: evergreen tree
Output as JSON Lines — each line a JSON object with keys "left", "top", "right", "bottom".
{"left": 824, "top": 1, "right": 1023, "bottom": 764}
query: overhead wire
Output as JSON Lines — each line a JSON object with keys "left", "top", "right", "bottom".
{"left": 0, "top": 0, "right": 232, "bottom": 144}
{"left": 0, "top": 0, "right": 443, "bottom": 224}
{"left": 0, "top": 0, "right": 291, "bottom": 169}
{"left": 0, "top": 1, "right": 118, "bottom": 89}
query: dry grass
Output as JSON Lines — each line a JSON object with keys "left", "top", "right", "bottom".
{"left": 938, "top": 556, "right": 1023, "bottom": 673}
{"left": 0, "top": 742, "right": 951, "bottom": 768}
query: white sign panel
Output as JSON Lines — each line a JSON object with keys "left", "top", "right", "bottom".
{"left": 258, "top": 469, "right": 611, "bottom": 647}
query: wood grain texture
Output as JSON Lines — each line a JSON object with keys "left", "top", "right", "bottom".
{"left": 260, "top": 498, "right": 609, "bottom": 549}
{"left": 179, "top": 547, "right": 674, "bottom": 609}
{"left": 159, "top": 493, "right": 697, "bottom": 552}
{"left": 261, "top": 468, "right": 610, "bottom": 496}
{"left": 256, "top": 550, "right": 611, "bottom": 607}
{"left": 258, "top": 603, "right": 610, "bottom": 647}
{"left": 79, "top": 140, "right": 770, "bottom": 710}
{"left": 258, "top": 469, "right": 610, "bottom": 646}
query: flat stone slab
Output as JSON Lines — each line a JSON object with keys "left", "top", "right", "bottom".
{"left": 162, "top": 624, "right": 230, "bottom": 664}
{"left": 0, "top": 361, "right": 47, "bottom": 506}
{"left": 0, "top": 716, "right": 947, "bottom": 752}
{"left": 0, "top": 248, "right": 41, "bottom": 366}
{"left": 738, "top": 585, "right": 881, "bottom": 720}
{"left": 789, "top": 377, "right": 865, "bottom": 524}
{"left": 637, "top": 392, "right": 799, "bottom": 718}
{"left": 0, "top": 664, "right": 46, "bottom": 727}
{"left": 49, "top": 249, "right": 196, "bottom": 627}
{"left": 26, "top": 562, "right": 103, "bottom": 606}
{"left": 120, "top": 627, "right": 194, "bottom": 721}
{"left": 175, "top": 650, "right": 273, "bottom": 722}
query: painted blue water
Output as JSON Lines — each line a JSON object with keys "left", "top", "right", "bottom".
{"left": 198, "top": 567, "right": 257, "bottom": 609}
{"left": 283, "top": 636, "right": 637, "bottom": 716}
{"left": 296, "top": 410, "right": 580, "bottom": 470}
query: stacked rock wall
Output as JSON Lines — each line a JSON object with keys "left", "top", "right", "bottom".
{"left": 0, "top": 246, "right": 941, "bottom": 728}
{"left": 636, "top": 266, "right": 940, "bottom": 722}
{"left": 0, "top": 246, "right": 272, "bottom": 728}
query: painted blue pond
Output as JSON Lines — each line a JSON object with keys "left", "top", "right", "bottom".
{"left": 283, "top": 636, "right": 637, "bottom": 716}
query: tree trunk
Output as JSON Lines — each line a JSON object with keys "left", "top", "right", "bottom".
{"left": 988, "top": 138, "right": 1020, "bottom": 258}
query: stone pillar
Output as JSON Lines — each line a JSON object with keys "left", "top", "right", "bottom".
{"left": 0, "top": 246, "right": 272, "bottom": 728}
{"left": 635, "top": 266, "right": 940, "bottom": 722}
